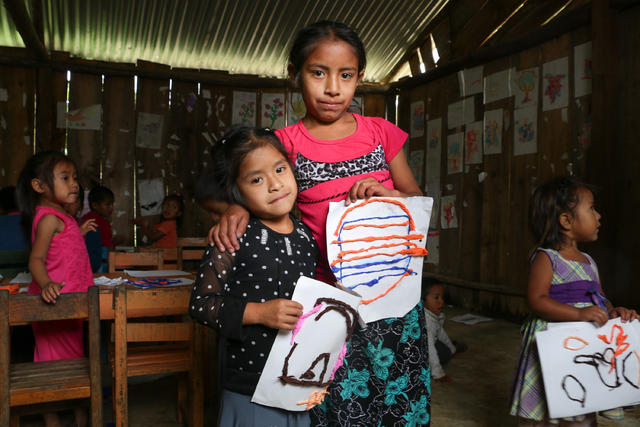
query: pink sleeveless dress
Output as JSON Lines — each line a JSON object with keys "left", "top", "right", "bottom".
{"left": 28, "top": 206, "right": 93, "bottom": 362}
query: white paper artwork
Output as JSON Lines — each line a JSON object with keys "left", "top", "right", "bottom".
{"left": 458, "top": 66, "right": 483, "bottom": 96}
{"left": 542, "top": 57, "right": 569, "bottom": 111}
{"left": 574, "top": 42, "right": 592, "bottom": 97}
{"left": 56, "top": 103, "right": 102, "bottom": 130}
{"left": 447, "top": 132, "right": 464, "bottom": 175}
{"left": 447, "top": 98, "right": 474, "bottom": 129}
{"left": 484, "top": 68, "right": 513, "bottom": 104}
{"left": 252, "top": 277, "right": 361, "bottom": 411}
{"left": 137, "top": 178, "right": 165, "bottom": 216}
{"left": 409, "top": 150, "right": 424, "bottom": 184}
{"left": 260, "top": 93, "right": 285, "bottom": 129}
{"left": 513, "top": 67, "right": 539, "bottom": 109}
{"left": 232, "top": 91, "right": 256, "bottom": 126}
{"left": 288, "top": 92, "right": 306, "bottom": 125}
{"left": 483, "top": 108, "right": 503, "bottom": 155}
{"left": 326, "top": 196, "right": 433, "bottom": 323}
{"left": 464, "top": 121, "right": 483, "bottom": 165}
{"left": 514, "top": 105, "right": 537, "bottom": 156}
{"left": 440, "top": 195, "right": 458, "bottom": 229}
{"left": 135, "top": 112, "right": 164, "bottom": 149}
{"left": 536, "top": 319, "right": 640, "bottom": 419}
{"left": 410, "top": 100, "right": 425, "bottom": 138}
{"left": 426, "top": 118, "right": 442, "bottom": 183}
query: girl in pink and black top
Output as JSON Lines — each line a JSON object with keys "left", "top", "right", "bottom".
{"left": 17, "top": 150, "right": 94, "bottom": 427}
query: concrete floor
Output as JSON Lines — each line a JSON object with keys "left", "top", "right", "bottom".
{"left": 20, "top": 306, "right": 640, "bottom": 426}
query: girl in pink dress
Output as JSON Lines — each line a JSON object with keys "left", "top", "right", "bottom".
{"left": 17, "top": 150, "right": 95, "bottom": 427}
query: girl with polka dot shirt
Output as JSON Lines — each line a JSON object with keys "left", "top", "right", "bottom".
{"left": 189, "top": 126, "right": 319, "bottom": 426}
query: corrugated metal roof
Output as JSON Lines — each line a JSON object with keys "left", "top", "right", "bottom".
{"left": 0, "top": 0, "right": 448, "bottom": 82}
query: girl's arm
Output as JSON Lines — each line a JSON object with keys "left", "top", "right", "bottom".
{"left": 79, "top": 218, "right": 97, "bottom": 236}
{"left": 209, "top": 203, "right": 250, "bottom": 253}
{"left": 133, "top": 217, "right": 165, "bottom": 243}
{"left": 29, "top": 214, "right": 65, "bottom": 303}
{"left": 345, "top": 147, "right": 423, "bottom": 205}
{"left": 528, "top": 252, "right": 609, "bottom": 325}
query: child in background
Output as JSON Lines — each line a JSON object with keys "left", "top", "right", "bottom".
{"left": 81, "top": 185, "right": 117, "bottom": 248}
{"left": 423, "top": 279, "right": 456, "bottom": 383}
{"left": 134, "top": 194, "right": 183, "bottom": 248}
{"left": 16, "top": 150, "right": 93, "bottom": 427}
{"left": 510, "top": 176, "right": 639, "bottom": 425}
{"left": 64, "top": 187, "right": 102, "bottom": 271}
{"left": 190, "top": 126, "right": 318, "bottom": 425}
{"left": 212, "top": 21, "right": 429, "bottom": 426}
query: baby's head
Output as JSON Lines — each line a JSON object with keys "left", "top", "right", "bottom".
{"left": 212, "top": 126, "right": 297, "bottom": 221}
{"left": 422, "top": 279, "right": 445, "bottom": 316}
{"left": 529, "top": 176, "right": 597, "bottom": 249}
{"left": 89, "top": 186, "right": 115, "bottom": 220}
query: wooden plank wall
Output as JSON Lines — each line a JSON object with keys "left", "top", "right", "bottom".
{"left": 400, "top": 26, "right": 595, "bottom": 317}
{"left": 0, "top": 59, "right": 386, "bottom": 244}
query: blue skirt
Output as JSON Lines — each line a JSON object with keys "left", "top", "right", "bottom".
{"left": 220, "top": 390, "right": 310, "bottom": 427}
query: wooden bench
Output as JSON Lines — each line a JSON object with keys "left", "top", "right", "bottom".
{"left": 0, "top": 287, "right": 102, "bottom": 426}
{"left": 110, "top": 285, "right": 203, "bottom": 427}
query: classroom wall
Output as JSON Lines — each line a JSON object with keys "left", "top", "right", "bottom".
{"left": 398, "top": 26, "right": 594, "bottom": 317}
{"left": 0, "top": 51, "right": 386, "bottom": 244}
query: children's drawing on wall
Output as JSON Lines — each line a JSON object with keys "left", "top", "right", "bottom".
{"left": 574, "top": 42, "right": 592, "bottom": 97}
{"left": 409, "top": 150, "right": 424, "bottom": 185}
{"left": 483, "top": 108, "right": 503, "bottom": 155}
{"left": 232, "top": 91, "right": 256, "bottom": 126}
{"left": 426, "top": 118, "right": 442, "bottom": 183}
{"left": 426, "top": 231, "right": 439, "bottom": 264}
{"left": 326, "top": 196, "right": 433, "bottom": 323}
{"left": 447, "top": 132, "right": 464, "bottom": 174}
{"left": 135, "top": 112, "right": 164, "bottom": 149}
{"left": 261, "top": 93, "right": 285, "bottom": 129}
{"left": 542, "top": 57, "right": 569, "bottom": 111}
{"left": 56, "top": 103, "right": 102, "bottom": 130}
{"left": 458, "top": 66, "right": 483, "bottom": 96}
{"left": 252, "top": 277, "right": 361, "bottom": 411}
{"left": 440, "top": 195, "right": 458, "bottom": 229}
{"left": 288, "top": 92, "right": 306, "bottom": 125}
{"left": 513, "top": 105, "right": 537, "bottom": 156}
{"left": 448, "top": 98, "right": 474, "bottom": 130}
{"left": 513, "top": 67, "right": 539, "bottom": 109}
{"left": 464, "top": 121, "right": 483, "bottom": 165}
{"left": 483, "top": 68, "right": 513, "bottom": 104}
{"left": 536, "top": 319, "right": 640, "bottom": 419}
{"left": 137, "top": 178, "right": 165, "bottom": 216}
{"left": 410, "top": 100, "right": 425, "bottom": 138}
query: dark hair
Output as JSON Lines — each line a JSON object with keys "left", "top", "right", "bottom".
{"left": 529, "top": 176, "right": 596, "bottom": 250}
{"left": 0, "top": 186, "right": 18, "bottom": 214}
{"left": 89, "top": 186, "right": 114, "bottom": 207}
{"left": 211, "top": 125, "right": 290, "bottom": 205}
{"left": 288, "top": 21, "right": 366, "bottom": 81}
{"left": 16, "top": 150, "right": 76, "bottom": 245}
{"left": 163, "top": 194, "right": 184, "bottom": 227}
{"left": 421, "top": 278, "right": 443, "bottom": 299}
{"left": 194, "top": 166, "right": 225, "bottom": 202}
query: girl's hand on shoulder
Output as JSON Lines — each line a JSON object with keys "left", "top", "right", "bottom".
{"left": 210, "top": 204, "right": 250, "bottom": 253}
{"left": 256, "top": 299, "right": 303, "bottom": 330}
{"left": 79, "top": 219, "right": 97, "bottom": 236}
{"left": 578, "top": 305, "right": 609, "bottom": 326}
{"left": 609, "top": 306, "right": 640, "bottom": 322}
{"left": 345, "top": 177, "right": 401, "bottom": 206}
{"left": 41, "top": 281, "right": 65, "bottom": 304}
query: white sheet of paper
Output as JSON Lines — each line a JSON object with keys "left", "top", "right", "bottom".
{"left": 483, "top": 108, "right": 503, "bottom": 155}
{"left": 326, "top": 197, "right": 432, "bottom": 323}
{"left": 464, "top": 121, "right": 483, "bottom": 165}
{"left": 574, "top": 42, "right": 592, "bottom": 97}
{"left": 440, "top": 195, "right": 458, "bottom": 229}
{"left": 447, "top": 100, "right": 464, "bottom": 129}
{"left": 458, "top": 66, "right": 484, "bottom": 96}
{"left": 426, "top": 118, "right": 442, "bottom": 183}
{"left": 410, "top": 100, "right": 425, "bottom": 138}
{"left": 252, "top": 276, "right": 361, "bottom": 411}
{"left": 124, "top": 269, "right": 190, "bottom": 277}
{"left": 232, "top": 91, "right": 256, "bottom": 126}
{"left": 137, "top": 178, "right": 164, "bottom": 216}
{"left": 450, "top": 313, "right": 493, "bottom": 325}
{"left": 542, "top": 57, "right": 569, "bottom": 111}
{"left": 513, "top": 105, "right": 538, "bottom": 156}
{"left": 135, "top": 112, "right": 164, "bottom": 149}
{"left": 536, "top": 319, "right": 640, "bottom": 419}
{"left": 513, "top": 67, "right": 539, "bottom": 109}
{"left": 483, "top": 68, "right": 513, "bottom": 104}
{"left": 56, "top": 103, "right": 102, "bottom": 130}
{"left": 10, "top": 272, "right": 32, "bottom": 284}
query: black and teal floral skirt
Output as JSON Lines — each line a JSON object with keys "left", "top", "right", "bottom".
{"left": 311, "top": 302, "right": 431, "bottom": 427}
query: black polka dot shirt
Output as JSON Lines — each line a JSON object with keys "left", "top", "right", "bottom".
{"left": 189, "top": 215, "right": 319, "bottom": 395}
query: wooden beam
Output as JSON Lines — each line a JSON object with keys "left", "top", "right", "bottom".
{"left": 3, "top": 0, "right": 48, "bottom": 60}
{"left": 391, "top": 3, "right": 590, "bottom": 90}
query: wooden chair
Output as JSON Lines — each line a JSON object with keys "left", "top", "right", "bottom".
{"left": 176, "top": 237, "right": 207, "bottom": 271}
{"left": 108, "top": 250, "right": 164, "bottom": 273}
{"left": 139, "top": 247, "right": 178, "bottom": 270}
{"left": 110, "top": 285, "right": 203, "bottom": 427}
{"left": 0, "top": 287, "right": 102, "bottom": 426}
